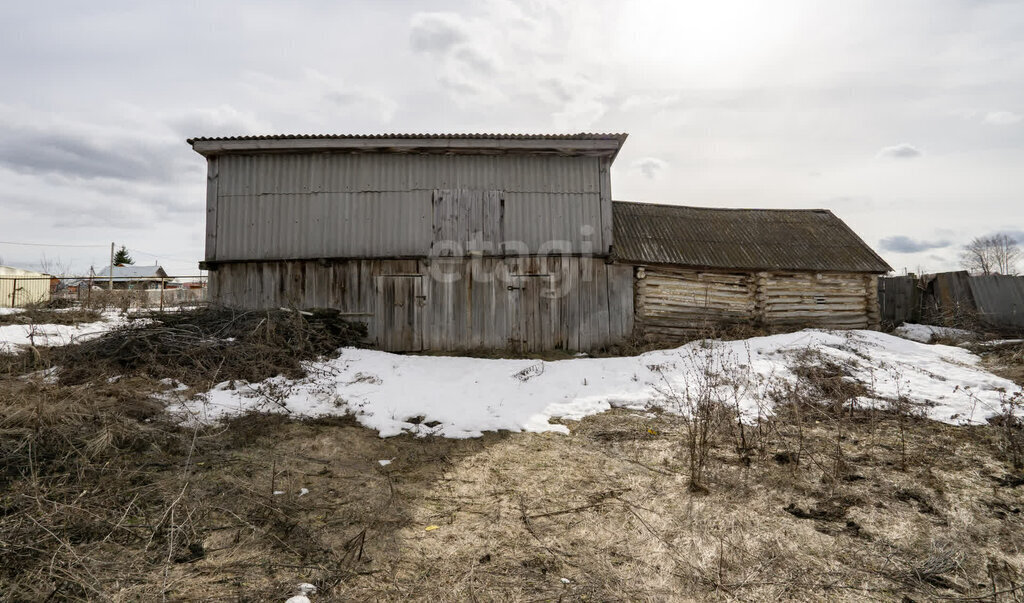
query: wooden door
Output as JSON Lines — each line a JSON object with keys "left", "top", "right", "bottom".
{"left": 431, "top": 189, "right": 503, "bottom": 256}
{"left": 506, "top": 274, "right": 558, "bottom": 352}
{"left": 375, "top": 275, "right": 423, "bottom": 352}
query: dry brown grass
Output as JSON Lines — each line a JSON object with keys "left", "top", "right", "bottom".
{"left": 5, "top": 377, "right": 1024, "bottom": 601}
{"left": 982, "top": 341, "right": 1024, "bottom": 387}
{"left": 3, "top": 328, "right": 1024, "bottom": 601}
{"left": 0, "top": 307, "right": 101, "bottom": 327}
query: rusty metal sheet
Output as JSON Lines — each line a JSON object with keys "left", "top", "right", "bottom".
{"left": 612, "top": 201, "right": 891, "bottom": 273}
{"left": 968, "top": 274, "right": 1024, "bottom": 328}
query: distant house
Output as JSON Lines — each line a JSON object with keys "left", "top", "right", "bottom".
{"left": 95, "top": 264, "right": 170, "bottom": 290}
{"left": 613, "top": 202, "right": 892, "bottom": 343}
{"left": 0, "top": 266, "right": 56, "bottom": 307}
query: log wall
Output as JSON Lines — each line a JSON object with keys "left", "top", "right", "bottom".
{"left": 634, "top": 266, "right": 879, "bottom": 343}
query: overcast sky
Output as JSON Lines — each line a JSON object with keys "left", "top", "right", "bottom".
{"left": 1, "top": 0, "right": 1022, "bottom": 276}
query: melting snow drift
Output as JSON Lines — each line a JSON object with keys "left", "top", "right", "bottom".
{"left": 171, "top": 329, "right": 1022, "bottom": 438}
{"left": 0, "top": 311, "right": 125, "bottom": 354}
{"left": 894, "top": 323, "right": 976, "bottom": 344}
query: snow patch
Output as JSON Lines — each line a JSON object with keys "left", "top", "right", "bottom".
{"left": 171, "top": 329, "right": 1022, "bottom": 438}
{"left": 894, "top": 323, "right": 975, "bottom": 344}
{"left": 0, "top": 311, "right": 129, "bottom": 354}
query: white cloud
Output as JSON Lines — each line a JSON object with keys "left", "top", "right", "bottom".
{"left": 409, "top": 12, "right": 471, "bottom": 55}
{"left": 407, "top": 3, "right": 614, "bottom": 128}
{"left": 165, "top": 105, "right": 273, "bottom": 138}
{"left": 876, "top": 143, "right": 923, "bottom": 159}
{"left": 983, "top": 110, "right": 1022, "bottom": 125}
{"left": 631, "top": 157, "right": 668, "bottom": 180}
{"left": 2, "top": 0, "right": 1024, "bottom": 274}
{"left": 240, "top": 70, "right": 398, "bottom": 126}
{"left": 620, "top": 94, "right": 680, "bottom": 113}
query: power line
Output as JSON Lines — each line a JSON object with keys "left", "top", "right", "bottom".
{"left": 126, "top": 248, "right": 200, "bottom": 264}
{"left": 0, "top": 240, "right": 108, "bottom": 248}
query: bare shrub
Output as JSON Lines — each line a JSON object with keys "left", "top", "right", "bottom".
{"left": 995, "top": 391, "right": 1024, "bottom": 472}
{"left": 652, "top": 340, "right": 749, "bottom": 492}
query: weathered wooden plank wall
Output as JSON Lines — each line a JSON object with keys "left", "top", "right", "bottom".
{"left": 635, "top": 267, "right": 756, "bottom": 341}
{"left": 210, "top": 257, "right": 633, "bottom": 352}
{"left": 877, "top": 276, "right": 919, "bottom": 325}
{"left": 762, "top": 273, "right": 872, "bottom": 329}
{"left": 633, "top": 266, "right": 880, "bottom": 342}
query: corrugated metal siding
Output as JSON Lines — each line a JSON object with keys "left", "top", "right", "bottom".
{"left": 0, "top": 267, "right": 52, "bottom": 307}
{"left": 613, "top": 201, "right": 892, "bottom": 273}
{"left": 211, "top": 154, "right": 605, "bottom": 260}
{"left": 969, "top": 275, "right": 1024, "bottom": 328}
{"left": 209, "top": 257, "right": 633, "bottom": 352}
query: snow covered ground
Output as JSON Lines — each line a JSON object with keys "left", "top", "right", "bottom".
{"left": 0, "top": 311, "right": 126, "bottom": 353}
{"left": 171, "top": 329, "right": 1023, "bottom": 438}
{"left": 894, "top": 323, "right": 976, "bottom": 344}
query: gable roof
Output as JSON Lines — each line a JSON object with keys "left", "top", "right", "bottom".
{"left": 188, "top": 133, "right": 628, "bottom": 159}
{"left": 612, "top": 201, "right": 892, "bottom": 274}
{"left": 95, "top": 265, "right": 169, "bottom": 281}
{"left": 0, "top": 265, "right": 52, "bottom": 278}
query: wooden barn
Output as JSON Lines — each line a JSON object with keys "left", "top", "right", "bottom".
{"left": 190, "top": 133, "right": 891, "bottom": 352}
{"left": 612, "top": 201, "right": 892, "bottom": 343}
{"left": 190, "top": 134, "right": 634, "bottom": 352}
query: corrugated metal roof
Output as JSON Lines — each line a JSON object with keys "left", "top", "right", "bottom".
{"left": 0, "top": 265, "right": 52, "bottom": 277}
{"left": 96, "top": 265, "right": 169, "bottom": 280}
{"left": 188, "top": 133, "right": 628, "bottom": 159}
{"left": 187, "top": 133, "right": 627, "bottom": 143}
{"left": 612, "top": 201, "right": 892, "bottom": 273}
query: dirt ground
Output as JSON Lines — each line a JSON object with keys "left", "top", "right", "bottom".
{"left": 2, "top": 330, "right": 1024, "bottom": 601}
{"left": 5, "top": 393, "right": 1024, "bottom": 601}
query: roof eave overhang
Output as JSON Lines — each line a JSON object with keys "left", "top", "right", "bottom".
{"left": 613, "top": 258, "right": 891, "bottom": 274}
{"left": 189, "top": 136, "right": 628, "bottom": 159}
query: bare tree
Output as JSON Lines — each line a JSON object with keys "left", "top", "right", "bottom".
{"left": 960, "top": 233, "right": 1021, "bottom": 275}
{"left": 37, "top": 252, "right": 74, "bottom": 277}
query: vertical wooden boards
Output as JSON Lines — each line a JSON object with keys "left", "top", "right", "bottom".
{"left": 432, "top": 189, "right": 505, "bottom": 255}
{"left": 506, "top": 272, "right": 523, "bottom": 351}
{"left": 505, "top": 271, "right": 559, "bottom": 353}
{"left": 598, "top": 157, "right": 613, "bottom": 254}
{"left": 482, "top": 190, "right": 504, "bottom": 253}
{"left": 205, "top": 157, "right": 219, "bottom": 261}
{"left": 877, "top": 275, "right": 920, "bottom": 325}
{"left": 575, "top": 259, "right": 610, "bottom": 350}
{"left": 375, "top": 275, "right": 423, "bottom": 352}
{"left": 605, "top": 263, "right": 635, "bottom": 342}
{"left": 554, "top": 258, "right": 577, "bottom": 350}
{"left": 865, "top": 275, "right": 880, "bottom": 330}
{"left": 210, "top": 256, "right": 630, "bottom": 352}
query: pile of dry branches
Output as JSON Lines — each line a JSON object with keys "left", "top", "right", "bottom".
{"left": 0, "top": 307, "right": 101, "bottom": 326}
{"left": 57, "top": 307, "right": 367, "bottom": 386}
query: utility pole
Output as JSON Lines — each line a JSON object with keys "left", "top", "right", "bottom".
{"left": 109, "top": 242, "right": 114, "bottom": 291}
